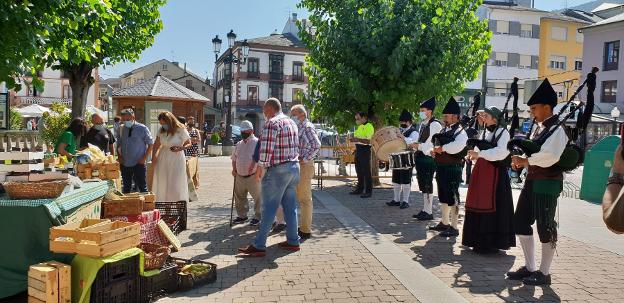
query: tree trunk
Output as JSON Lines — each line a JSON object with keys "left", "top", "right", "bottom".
{"left": 68, "top": 61, "right": 94, "bottom": 119}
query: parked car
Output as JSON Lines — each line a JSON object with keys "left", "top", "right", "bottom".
{"left": 232, "top": 125, "right": 241, "bottom": 144}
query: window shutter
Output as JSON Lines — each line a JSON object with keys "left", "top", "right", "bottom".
{"left": 532, "top": 25, "right": 540, "bottom": 38}
{"left": 508, "top": 53, "right": 520, "bottom": 68}
{"left": 509, "top": 22, "right": 521, "bottom": 36}
{"left": 531, "top": 56, "right": 539, "bottom": 69}
{"left": 489, "top": 20, "right": 497, "bottom": 32}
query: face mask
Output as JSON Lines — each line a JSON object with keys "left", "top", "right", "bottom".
{"left": 400, "top": 123, "right": 408, "bottom": 129}
{"left": 161, "top": 124, "right": 170, "bottom": 131}
{"left": 93, "top": 124, "right": 104, "bottom": 131}
{"left": 419, "top": 112, "right": 428, "bottom": 120}
{"left": 241, "top": 133, "right": 251, "bottom": 139}
{"left": 123, "top": 121, "right": 134, "bottom": 128}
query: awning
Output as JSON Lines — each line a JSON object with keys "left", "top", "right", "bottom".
{"left": 17, "top": 104, "right": 49, "bottom": 117}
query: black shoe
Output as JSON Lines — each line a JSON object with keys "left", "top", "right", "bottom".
{"left": 399, "top": 202, "right": 410, "bottom": 209}
{"left": 522, "top": 271, "right": 551, "bottom": 285}
{"left": 386, "top": 200, "right": 401, "bottom": 206}
{"left": 428, "top": 222, "right": 450, "bottom": 231}
{"left": 298, "top": 229, "right": 311, "bottom": 239}
{"left": 412, "top": 211, "right": 426, "bottom": 219}
{"left": 439, "top": 226, "right": 459, "bottom": 237}
{"left": 349, "top": 190, "right": 363, "bottom": 195}
{"left": 272, "top": 223, "right": 286, "bottom": 233}
{"left": 506, "top": 266, "right": 535, "bottom": 281}
{"left": 249, "top": 218, "right": 260, "bottom": 226}
{"left": 360, "top": 192, "right": 372, "bottom": 198}
{"left": 417, "top": 212, "right": 434, "bottom": 221}
{"left": 232, "top": 217, "right": 248, "bottom": 224}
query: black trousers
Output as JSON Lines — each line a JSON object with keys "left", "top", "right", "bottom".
{"left": 392, "top": 168, "right": 412, "bottom": 184}
{"left": 354, "top": 145, "right": 373, "bottom": 194}
{"left": 513, "top": 180, "right": 559, "bottom": 244}
{"left": 121, "top": 164, "right": 148, "bottom": 193}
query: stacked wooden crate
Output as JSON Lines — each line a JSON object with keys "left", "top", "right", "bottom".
{"left": 27, "top": 261, "right": 71, "bottom": 303}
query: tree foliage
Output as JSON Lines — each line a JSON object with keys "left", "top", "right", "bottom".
{"left": 298, "top": 0, "right": 491, "bottom": 131}
{"left": 0, "top": 0, "right": 166, "bottom": 118}
{"left": 40, "top": 103, "right": 72, "bottom": 147}
{"left": 9, "top": 108, "right": 23, "bottom": 130}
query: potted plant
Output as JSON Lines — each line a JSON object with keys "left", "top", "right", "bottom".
{"left": 206, "top": 133, "right": 222, "bottom": 156}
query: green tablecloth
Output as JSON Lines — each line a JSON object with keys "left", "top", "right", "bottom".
{"left": 0, "top": 181, "right": 109, "bottom": 299}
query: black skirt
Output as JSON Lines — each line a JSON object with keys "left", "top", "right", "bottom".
{"left": 392, "top": 168, "right": 412, "bottom": 184}
{"left": 461, "top": 165, "right": 516, "bottom": 250}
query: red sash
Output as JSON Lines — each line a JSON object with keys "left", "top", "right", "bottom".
{"left": 466, "top": 158, "right": 498, "bottom": 213}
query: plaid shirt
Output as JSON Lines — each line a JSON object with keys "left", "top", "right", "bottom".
{"left": 258, "top": 113, "right": 299, "bottom": 168}
{"left": 297, "top": 119, "right": 321, "bottom": 162}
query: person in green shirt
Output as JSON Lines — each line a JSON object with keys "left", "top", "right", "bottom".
{"left": 54, "top": 118, "right": 88, "bottom": 159}
{"left": 349, "top": 112, "right": 375, "bottom": 198}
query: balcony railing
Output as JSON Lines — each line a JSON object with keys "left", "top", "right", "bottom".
{"left": 270, "top": 72, "right": 283, "bottom": 81}
{"left": 247, "top": 71, "right": 260, "bottom": 79}
{"left": 0, "top": 131, "right": 47, "bottom": 152}
{"left": 18, "top": 96, "right": 71, "bottom": 106}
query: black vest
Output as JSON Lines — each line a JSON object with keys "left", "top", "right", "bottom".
{"left": 527, "top": 115, "right": 564, "bottom": 181}
{"left": 402, "top": 125, "right": 418, "bottom": 138}
{"left": 418, "top": 119, "right": 440, "bottom": 143}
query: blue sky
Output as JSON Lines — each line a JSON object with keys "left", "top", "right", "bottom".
{"left": 100, "top": 0, "right": 592, "bottom": 80}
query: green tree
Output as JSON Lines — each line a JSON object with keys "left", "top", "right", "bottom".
{"left": 298, "top": 0, "right": 491, "bottom": 131}
{"left": 40, "top": 103, "right": 72, "bottom": 147}
{"left": 9, "top": 108, "right": 24, "bottom": 130}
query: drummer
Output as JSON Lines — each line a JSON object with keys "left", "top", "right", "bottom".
{"left": 410, "top": 97, "right": 443, "bottom": 221}
{"left": 387, "top": 110, "right": 419, "bottom": 209}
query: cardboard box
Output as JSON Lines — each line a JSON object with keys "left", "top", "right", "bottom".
{"left": 28, "top": 261, "right": 71, "bottom": 303}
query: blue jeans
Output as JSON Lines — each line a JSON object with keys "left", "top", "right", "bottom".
{"left": 121, "top": 164, "right": 148, "bottom": 193}
{"left": 253, "top": 161, "right": 300, "bottom": 250}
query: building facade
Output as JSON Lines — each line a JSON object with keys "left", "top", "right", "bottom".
{"left": 215, "top": 14, "right": 309, "bottom": 131}
{"left": 538, "top": 14, "right": 590, "bottom": 102}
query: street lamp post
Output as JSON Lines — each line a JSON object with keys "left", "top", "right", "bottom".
{"left": 611, "top": 106, "right": 620, "bottom": 135}
{"left": 212, "top": 30, "right": 249, "bottom": 154}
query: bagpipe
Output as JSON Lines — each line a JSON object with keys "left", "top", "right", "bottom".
{"left": 507, "top": 68, "right": 599, "bottom": 172}
{"left": 432, "top": 115, "right": 478, "bottom": 159}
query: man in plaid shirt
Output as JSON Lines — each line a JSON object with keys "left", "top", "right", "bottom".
{"left": 239, "top": 98, "right": 301, "bottom": 257}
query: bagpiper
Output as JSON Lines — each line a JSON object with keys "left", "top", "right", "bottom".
{"left": 387, "top": 110, "right": 419, "bottom": 209}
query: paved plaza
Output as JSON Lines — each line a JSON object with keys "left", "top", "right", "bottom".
{"left": 162, "top": 157, "right": 624, "bottom": 303}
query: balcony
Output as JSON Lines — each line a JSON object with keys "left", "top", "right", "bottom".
{"left": 270, "top": 72, "right": 283, "bottom": 81}
{"left": 17, "top": 96, "right": 71, "bottom": 106}
{"left": 247, "top": 71, "right": 260, "bottom": 79}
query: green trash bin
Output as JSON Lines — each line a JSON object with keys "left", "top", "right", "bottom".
{"left": 580, "top": 135, "right": 620, "bottom": 202}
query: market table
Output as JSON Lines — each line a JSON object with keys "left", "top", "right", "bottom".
{"left": 0, "top": 181, "right": 109, "bottom": 299}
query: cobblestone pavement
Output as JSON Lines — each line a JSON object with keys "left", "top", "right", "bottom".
{"left": 161, "top": 157, "right": 420, "bottom": 303}
{"left": 321, "top": 176, "right": 624, "bottom": 303}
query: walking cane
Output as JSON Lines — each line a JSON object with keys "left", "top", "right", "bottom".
{"left": 229, "top": 176, "right": 236, "bottom": 228}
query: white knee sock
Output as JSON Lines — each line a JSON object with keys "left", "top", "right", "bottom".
{"left": 401, "top": 184, "right": 411, "bottom": 203}
{"left": 450, "top": 205, "right": 459, "bottom": 229}
{"left": 441, "top": 204, "right": 450, "bottom": 225}
{"left": 539, "top": 242, "right": 556, "bottom": 275}
{"left": 518, "top": 235, "right": 537, "bottom": 272}
{"left": 423, "top": 194, "right": 433, "bottom": 214}
{"left": 393, "top": 183, "right": 401, "bottom": 202}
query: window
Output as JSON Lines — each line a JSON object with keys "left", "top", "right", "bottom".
{"left": 162, "top": 64, "right": 168, "bottom": 71}
{"left": 551, "top": 26, "right": 568, "bottom": 41}
{"left": 63, "top": 85, "right": 72, "bottom": 98}
{"left": 292, "top": 88, "right": 303, "bottom": 102}
{"left": 558, "top": 91, "right": 564, "bottom": 98}
{"left": 293, "top": 62, "right": 304, "bottom": 81}
{"left": 269, "top": 54, "right": 284, "bottom": 75}
{"left": 576, "top": 32, "right": 584, "bottom": 43}
{"left": 575, "top": 59, "right": 583, "bottom": 71}
{"left": 224, "top": 63, "right": 232, "bottom": 79}
{"left": 549, "top": 55, "right": 566, "bottom": 70}
{"left": 247, "top": 85, "right": 259, "bottom": 101}
{"left": 494, "top": 82, "right": 507, "bottom": 97}
{"left": 185, "top": 79, "right": 193, "bottom": 90}
{"left": 495, "top": 52, "right": 508, "bottom": 67}
{"left": 519, "top": 55, "right": 532, "bottom": 69}
{"left": 496, "top": 21, "right": 509, "bottom": 34}
{"left": 269, "top": 82, "right": 283, "bottom": 101}
{"left": 604, "top": 41, "right": 620, "bottom": 71}
{"left": 520, "top": 24, "right": 533, "bottom": 38}
{"left": 602, "top": 81, "right": 617, "bottom": 103}
{"left": 247, "top": 58, "right": 259, "bottom": 78}
{"left": 202, "top": 86, "right": 206, "bottom": 92}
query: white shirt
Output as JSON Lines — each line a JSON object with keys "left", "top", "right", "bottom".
{"left": 476, "top": 128, "right": 510, "bottom": 162}
{"left": 527, "top": 120, "right": 568, "bottom": 168}
{"left": 401, "top": 126, "right": 419, "bottom": 145}
{"left": 439, "top": 124, "right": 468, "bottom": 154}
{"left": 416, "top": 119, "right": 443, "bottom": 153}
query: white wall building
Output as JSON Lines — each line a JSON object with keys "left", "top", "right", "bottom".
{"left": 11, "top": 67, "right": 98, "bottom": 108}
{"left": 215, "top": 14, "right": 309, "bottom": 131}
{"left": 470, "top": 4, "right": 548, "bottom": 115}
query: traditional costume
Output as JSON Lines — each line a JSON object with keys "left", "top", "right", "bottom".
{"left": 462, "top": 106, "right": 516, "bottom": 252}
{"left": 429, "top": 98, "right": 468, "bottom": 237}
{"left": 507, "top": 79, "right": 568, "bottom": 285}
{"left": 413, "top": 97, "right": 442, "bottom": 221}
{"left": 387, "top": 110, "right": 419, "bottom": 209}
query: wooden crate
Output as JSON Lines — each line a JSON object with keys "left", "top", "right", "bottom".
{"left": 28, "top": 261, "right": 71, "bottom": 303}
{"left": 49, "top": 219, "right": 140, "bottom": 257}
{"left": 125, "top": 192, "right": 156, "bottom": 210}
{"left": 103, "top": 196, "right": 145, "bottom": 217}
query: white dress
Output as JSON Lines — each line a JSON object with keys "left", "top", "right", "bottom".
{"left": 153, "top": 128, "right": 191, "bottom": 202}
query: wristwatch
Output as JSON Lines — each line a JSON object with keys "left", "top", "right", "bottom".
{"left": 607, "top": 171, "right": 624, "bottom": 186}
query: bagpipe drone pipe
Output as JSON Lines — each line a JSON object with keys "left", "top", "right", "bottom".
{"left": 432, "top": 115, "right": 479, "bottom": 159}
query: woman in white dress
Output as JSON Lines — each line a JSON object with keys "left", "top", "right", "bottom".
{"left": 151, "top": 111, "right": 192, "bottom": 202}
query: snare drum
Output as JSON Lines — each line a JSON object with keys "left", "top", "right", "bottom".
{"left": 389, "top": 151, "right": 416, "bottom": 169}
{"left": 372, "top": 126, "right": 406, "bottom": 161}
